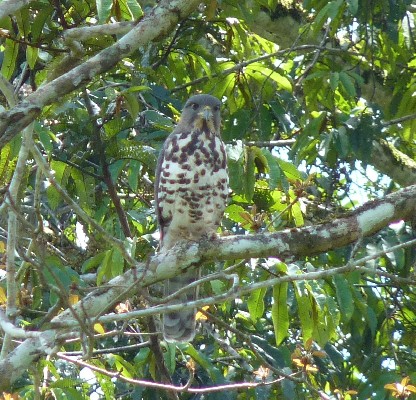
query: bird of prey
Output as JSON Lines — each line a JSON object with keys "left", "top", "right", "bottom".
{"left": 154, "top": 94, "right": 228, "bottom": 342}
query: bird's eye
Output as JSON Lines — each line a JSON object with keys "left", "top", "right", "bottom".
{"left": 213, "top": 105, "right": 220, "bottom": 112}
{"left": 191, "top": 103, "right": 199, "bottom": 110}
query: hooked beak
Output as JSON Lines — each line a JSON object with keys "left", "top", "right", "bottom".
{"left": 199, "top": 106, "right": 213, "bottom": 121}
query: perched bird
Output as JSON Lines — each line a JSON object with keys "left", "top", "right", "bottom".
{"left": 154, "top": 94, "right": 228, "bottom": 342}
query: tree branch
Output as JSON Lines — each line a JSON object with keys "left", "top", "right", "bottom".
{"left": 57, "top": 352, "right": 291, "bottom": 394}
{"left": 49, "top": 184, "right": 416, "bottom": 330}
{"left": 0, "top": 0, "right": 202, "bottom": 148}
{"left": 370, "top": 140, "right": 416, "bottom": 186}
{"left": 0, "top": 0, "right": 35, "bottom": 20}
{"left": 1, "top": 123, "right": 33, "bottom": 357}
{"left": 95, "top": 236, "right": 416, "bottom": 326}
{"left": 0, "top": 184, "right": 414, "bottom": 390}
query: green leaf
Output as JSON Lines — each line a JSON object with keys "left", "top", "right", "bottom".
{"left": 164, "top": 343, "right": 177, "bottom": 375}
{"left": 288, "top": 192, "right": 304, "bottom": 227}
{"left": 0, "top": 143, "right": 12, "bottom": 185}
{"left": 26, "top": 46, "right": 38, "bottom": 69}
{"left": 247, "top": 287, "right": 266, "bottom": 323}
{"left": 110, "top": 247, "right": 124, "bottom": 277}
{"left": 272, "top": 282, "right": 289, "bottom": 346}
{"left": 126, "top": 0, "right": 143, "bottom": 19}
{"left": 127, "top": 159, "right": 141, "bottom": 192}
{"left": 250, "top": 335, "right": 286, "bottom": 369}
{"left": 1, "top": 39, "right": 19, "bottom": 80}
{"left": 122, "top": 92, "right": 140, "bottom": 121}
{"left": 142, "top": 110, "right": 173, "bottom": 130}
{"left": 227, "top": 142, "right": 246, "bottom": 196}
{"left": 31, "top": 5, "right": 52, "bottom": 41}
{"left": 261, "top": 149, "right": 281, "bottom": 190}
{"left": 134, "top": 347, "right": 151, "bottom": 374}
{"left": 250, "top": 146, "right": 268, "bottom": 173}
{"left": 334, "top": 126, "right": 350, "bottom": 158}
{"left": 43, "top": 257, "right": 81, "bottom": 306}
{"left": 339, "top": 71, "right": 356, "bottom": 97}
{"left": 330, "top": 71, "right": 339, "bottom": 91}
{"left": 46, "top": 185, "right": 61, "bottom": 210}
{"left": 15, "top": 7, "right": 30, "bottom": 38}
{"left": 46, "top": 160, "right": 71, "bottom": 209}
{"left": 210, "top": 279, "right": 227, "bottom": 296}
{"left": 97, "top": 248, "right": 113, "bottom": 285}
{"left": 112, "top": 141, "right": 157, "bottom": 170}
{"left": 290, "top": 112, "right": 326, "bottom": 164}
{"left": 313, "top": 0, "right": 344, "bottom": 33}
{"left": 277, "top": 158, "right": 303, "bottom": 182}
{"left": 293, "top": 281, "right": 314, "bottom": 344}
{"left": 96, "top": 0, "right": 113, "bottom": 22}
{"left": 366, "top": 305, "right": 378, "bottom": 337}
{"left": 111, "top": 354, "right": 135, "bottom": 378}
{"left": 185, "top": 344, "right": 224, "bottom": 383}
{"left": 71, "top": 168, "right": 95, "bottom": 214}
{"left": 244, "top": 146, "right": 256, "bottom": 202}
{"left": 224, "top": 204, "right": 247, "bottom": 224}
{"left": 51, "top": 160, "right": 70, "bottom": 186}
{"left": 333, "top": 274, "right": 354, "bottom": 323}
{"left": 82, "top": 252, "right": 107, "bottom": 273}
{"left": 36, "top": 125, "right": 55, "bottom": 153}
{"left": 347, "top": 0, "right": 359, "bottom": 14}
{"left": 246, "top": 63, "right": 292, "bottom": 92}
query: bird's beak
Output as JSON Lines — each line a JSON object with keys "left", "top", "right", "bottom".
{"left": 199, "top": 106, "right": 213, "bottom": 121}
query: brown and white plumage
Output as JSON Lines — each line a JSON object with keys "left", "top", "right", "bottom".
{"left": 154, "top": 94, "right": 228, "bottom": 342}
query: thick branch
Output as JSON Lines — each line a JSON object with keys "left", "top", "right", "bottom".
{"left": 0, "top": 184, "right": 414, "bottom": 390}
{"left": 0, "top": 0, "right": 201, "bottom": 148}
{"left": 202, "top": 184, "right": 416, "bottom": 262}
{"left": 49, "top": 183, "right": 416, "bottom": 329}
{"left": 0, "top": 0, "right": 34, "bottom": 20}
{"left": 0, "top": 330, "right": 58, "bottom": 390}
{"left": 370, "top": 140, "right": 416, "bottom": 186}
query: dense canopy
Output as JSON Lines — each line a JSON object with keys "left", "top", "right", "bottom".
{"left": 0, "top": 0, "right": 415, "bottom": 399}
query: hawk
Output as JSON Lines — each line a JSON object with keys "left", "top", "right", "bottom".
{"left": 154, "top": 94, "right": 228, "bottom": 342}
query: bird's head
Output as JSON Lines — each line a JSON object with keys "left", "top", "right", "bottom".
{"left": 180, "top": 94, "right": 221, "bottom": 134}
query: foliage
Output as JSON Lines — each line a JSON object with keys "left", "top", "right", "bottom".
{"left": 0, "top": 0, "right": 415, "bottom": 399}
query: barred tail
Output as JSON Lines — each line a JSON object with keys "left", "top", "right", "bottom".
{"left": 163, "top": 267, "right": 199, "bottom": 343}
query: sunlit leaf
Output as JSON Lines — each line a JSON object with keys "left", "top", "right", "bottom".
{"left": 272, "top": 282, "right": 289, "bottom": 346}
{"left": 1, "top": 39, "right": 19, "bottom": 80}
{"left": 248, "top": 287, "right": 266, "bottom": 323}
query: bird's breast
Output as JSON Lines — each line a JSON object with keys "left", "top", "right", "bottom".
{"left": 157, "top": 130, "right": 228, "bottom": 247}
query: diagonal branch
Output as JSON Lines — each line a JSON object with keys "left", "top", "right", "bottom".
{"left": 0, "top": 0, "right": 202, "bottom": 148}
{"left": 0, "top": 0, "right": 35, "bottom": 20}
{"left": 50, "top": 183, "right": 416, "bottom": 330}
{"left": 0, "top": 184, "right": 415, "bottom": 390}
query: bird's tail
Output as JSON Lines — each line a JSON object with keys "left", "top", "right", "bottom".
{"left": 163, "top": 267, "right": 199, "bottom": 343}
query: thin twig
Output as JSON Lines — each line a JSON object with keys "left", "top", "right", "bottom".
{"left": 60, "top": 341, "right": 151, "bottom": 356}
{"left": 58, "top": 353, "right": 195, "bottom": 392}
{"left": 246, "top": 139, "right": 296, "bottom": 147}
{"left": 58, "top": 352, "right": 293, "bottom": 393}
{"left": 382, "top": 112, "right": 416, "bottom": 127}
{"left": 295, "top": 24, "right": 331, "bottom": 93}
